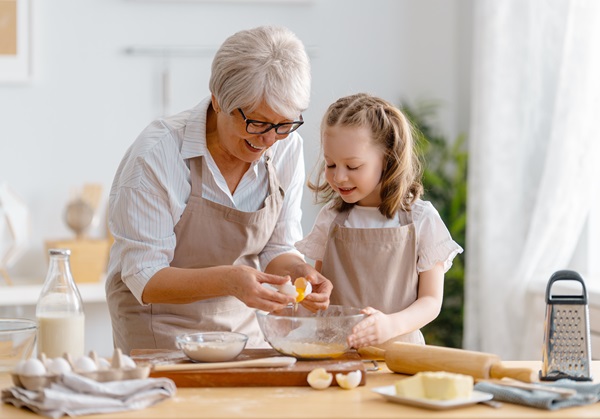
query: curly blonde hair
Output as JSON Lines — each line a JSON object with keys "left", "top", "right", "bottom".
{"left": 309, "top": 93, "right": 423, "bottom": 218}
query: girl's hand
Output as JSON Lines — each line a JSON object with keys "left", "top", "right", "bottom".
{"left": 347, "top": 307, "right": 394, "bottom": 348}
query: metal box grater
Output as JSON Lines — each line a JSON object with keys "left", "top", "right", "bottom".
{"left": 540, "top": 270, "right": 592, "bottom": 381}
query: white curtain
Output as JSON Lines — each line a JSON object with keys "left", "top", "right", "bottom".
{"left": 464, "top": 0, "right": 600, "bottom": 360}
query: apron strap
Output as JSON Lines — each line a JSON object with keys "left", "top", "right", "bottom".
{"left": 263, "top": 150, "right": 285, "bottom": 199}
{"left": 189, "top": 157, "right": 204, "bottom": 197}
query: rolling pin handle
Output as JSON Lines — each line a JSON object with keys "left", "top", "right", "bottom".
{"left": 489, "top": 363, "right": 537, "bottom": 382}
{"left": 357, "top": 346, "right": 386, "bottom": 361}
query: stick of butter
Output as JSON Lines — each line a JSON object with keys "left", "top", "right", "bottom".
{"left": 394, "top": 371, "right": 473, "bottom": 400}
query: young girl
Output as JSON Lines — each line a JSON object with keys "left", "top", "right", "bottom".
{"left": 296, "top": 93, "right": 463, "bottom": 350}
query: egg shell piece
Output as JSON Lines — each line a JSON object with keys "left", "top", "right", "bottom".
{"left": 335, "top": 370, "right": 362, "bottom": 389}
{"left": 261, "top": 283, "right": 279, "bottom": 293}
{"left": 47, "top": 357, "right": 72, "bottom": 375}
{"left": 21, "top": 358, "right": 47, "bottom": 376}
{"left": 279, "top": 281, "right": 298, "bottom": 298}
{"left": 307, "top": 367, "right": 333, "bottom": 390}
{"left": 74, "top": 356, "right": 98, "bottom": 373}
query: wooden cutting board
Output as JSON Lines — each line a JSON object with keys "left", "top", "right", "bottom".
{"left": 131, "top": 348, "right": 366, "bottom": 387}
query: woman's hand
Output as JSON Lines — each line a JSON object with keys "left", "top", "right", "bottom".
{"left": 298, "top": 268, "right": 332, "bottom": 312}
{"left": 347, "top": 307, "right": 395, "bottom": 348}
{"left": 227, "top": 265, "right": 295, "bottom": 312}
{"left": 265, "top": 254, "right": 333, "bottom": 312}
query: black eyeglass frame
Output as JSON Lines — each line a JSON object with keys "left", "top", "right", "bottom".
{"left": 237, "top": 108, "right": 304, "bottom": 135}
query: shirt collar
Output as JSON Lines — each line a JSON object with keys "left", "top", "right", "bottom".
{"left": 180, "top": 96, "right": 211, "bottom": 160}
{"left": 180, "top": 96, "right": 263, "bottom": 172}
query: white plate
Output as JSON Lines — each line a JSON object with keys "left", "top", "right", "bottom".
{"left": 372, "top": 385, "right": 494, "bottom": 411}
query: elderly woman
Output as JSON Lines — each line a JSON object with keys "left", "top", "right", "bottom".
{"left": 106, "top": 26, "right": 332, "bottom": 354}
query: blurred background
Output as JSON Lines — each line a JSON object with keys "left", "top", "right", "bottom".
{"left": 1, "top": 0, "right": 598, "bottom": 360}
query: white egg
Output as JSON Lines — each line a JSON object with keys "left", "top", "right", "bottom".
{"left": 335, "top": 370, "right": 362, "bottom": 389}
{"left": 97, "top": 358, "right": 111, "bottom": 370}
{"left": 74, "top": 356, "right": 97, "bottom": 373}
{"left": 307, "top": 367, "right": 333, "bottom": 390}
{"left": 21, "top": 358, "right": 47, "bottom": 376}
{"left": 47, "top": 357, "right": 72, "bottom": 375}
{"left": 120, "top": 355, "right": 136, "bottom": 369}
{"left": 13, "top": 359, "right": 27, "bottom": 375}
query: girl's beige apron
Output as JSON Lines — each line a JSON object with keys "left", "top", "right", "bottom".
{"left": 107, "top": 155, "right": 283, "bottom": 354}
{"left": 321, "top": 208, "right": 425, "bottom": 350}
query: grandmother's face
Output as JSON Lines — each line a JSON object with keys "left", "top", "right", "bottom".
{"left": 217, "top": 102, "right": 294, "bottom": 164}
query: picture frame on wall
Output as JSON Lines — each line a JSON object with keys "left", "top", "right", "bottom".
{"left": 0, "top": 0, "right": 31, "bottom": 83}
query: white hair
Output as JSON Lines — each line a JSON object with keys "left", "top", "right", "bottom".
{"left": 209, "top": 26, "right": 311, "bottom": 120}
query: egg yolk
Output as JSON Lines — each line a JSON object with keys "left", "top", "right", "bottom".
{"left": 294, "top": 277, "right": 309, "bottom": 302}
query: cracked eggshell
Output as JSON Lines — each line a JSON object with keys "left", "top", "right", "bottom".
{"left": 279, "top": 281, "right": 298, "bottom": 299}
{"left": 307, "top": 367, "right": 333, "bottom": 390}
{"left": 335, "top": 370, "right": 362, "bottom": 389}
{"left": 293, "top": 277, "right": 312, "bottom": 302}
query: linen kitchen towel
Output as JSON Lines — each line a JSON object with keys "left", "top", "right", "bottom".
{"left": 2, "top": 372, "right": 176, "bottom": 418}
{"left": 474, "top": 379, "right": 599, "bottom": 410}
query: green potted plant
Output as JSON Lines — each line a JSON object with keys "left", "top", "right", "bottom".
{"left": 401, "top": 101, "right": 468, "bottom": 348}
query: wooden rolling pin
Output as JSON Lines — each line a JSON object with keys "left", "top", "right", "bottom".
{"left": 359, "top": 342, "right": 537, "bottom": 382}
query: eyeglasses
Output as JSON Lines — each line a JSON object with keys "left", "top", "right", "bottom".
{"left": 237, "top": 108, "right": 304, "bottom": 135}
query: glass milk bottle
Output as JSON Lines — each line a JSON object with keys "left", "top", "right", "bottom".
{"left": 36, "top": 248, "right": 85, "bottom": 358}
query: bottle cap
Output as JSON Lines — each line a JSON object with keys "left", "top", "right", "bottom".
{"left": 48, "top": 248, "right": 71, "bottom": 256}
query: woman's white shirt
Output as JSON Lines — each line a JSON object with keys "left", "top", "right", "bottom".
{"left": 295, "top": 200, "right": 463, "bottom": 274}
{"left": 107, "top": 96, "right": 305, "bottom": 304}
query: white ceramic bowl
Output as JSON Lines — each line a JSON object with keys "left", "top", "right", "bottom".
{"left": 256, "top": 305, "right": 365, "bottom": 359}
{"left": 0, "top": 318, "right": 37, "bottom": 372}
{"left": 176, "top": 332, "right": 248, "bottom": 362}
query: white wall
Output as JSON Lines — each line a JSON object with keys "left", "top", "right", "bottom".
{"left": 1, "top": 0, "right": 470, "bottom": 288}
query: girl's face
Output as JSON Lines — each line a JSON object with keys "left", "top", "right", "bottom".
{"left": 323, "top": 125, "right": 385, "bottom": 207}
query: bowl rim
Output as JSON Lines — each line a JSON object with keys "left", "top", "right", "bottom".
{"left": 255, "top": 305, "right": 365, "bottom": 320}
{"left": 0, "top": 318, "right": 37, "bottom": 333}
{"left": 175, "top": 331, "right": 249, "bottom": 344}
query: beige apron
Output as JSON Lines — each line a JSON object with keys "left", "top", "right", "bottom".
{"left": 107, "top": 153, "right": 284, "bottom": 354}
{"left": 322, "top": 208, "right": 425, "bottom": 350}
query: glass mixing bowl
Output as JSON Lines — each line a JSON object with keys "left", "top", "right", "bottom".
{"left": 256, "top": 305, "right": 365, "bottom": 359}
{"left": 0, "top": 318, "right": 37, "bottom": 372}
{"left": 176, "top": 332, "right": 248, "bottom": 362}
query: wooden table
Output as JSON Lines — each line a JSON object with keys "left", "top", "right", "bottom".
{"left": 2, "top": 361, "right": 599, "bottom": 418}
